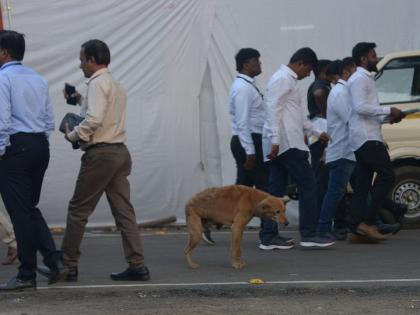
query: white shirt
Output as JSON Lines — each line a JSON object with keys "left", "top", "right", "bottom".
{"left": 348, "top": 67, "right": 391, "bottom": 151}
{"left": 262, "top": 65, "right": 322, "bottom": 160}
{"left": 228, "top": 74, "right": 265, "bottom": 155}
{"left": 325, "top": 79, "right": 355, "bottom": 163}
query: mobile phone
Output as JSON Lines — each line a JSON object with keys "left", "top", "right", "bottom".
{"left": 65, "top": 83, "right": 77, "bottom": 105}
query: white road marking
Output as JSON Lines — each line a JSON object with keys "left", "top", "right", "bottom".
{"left": 36, "top": 278, "right": 420, "bottom": 290}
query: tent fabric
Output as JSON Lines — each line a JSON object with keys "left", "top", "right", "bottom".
{"left": 1, "top": 0, "right": 419, "bottom": 225}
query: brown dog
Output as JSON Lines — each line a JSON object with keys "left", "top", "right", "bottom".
{"left": 184, "top": 185, "right": 289, "bottom": 269}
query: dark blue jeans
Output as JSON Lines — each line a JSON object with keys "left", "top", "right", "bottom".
{"left": 260, "top": 148, "right": 318, "bottom": 241}
{"left": 0, "top": 133, "right": 60, "bottom": 280}
{"left": 317, "top": 159, "right": 356, "bottom": 233}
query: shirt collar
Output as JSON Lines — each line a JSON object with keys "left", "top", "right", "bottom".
{"left": 0, "top": 60, "right": 22, "bottom": 70}
{"left": 282, "top": 64, "right": 298, "bottom": 80}
{"left": 337, "top": 78, "right": 347, "bottom": 86}
{"left": 236, "top": 73, "right": 254, "bottom": 83}
{"left": 357, "top": 66, "right": 375, "bottom": 78}
{"left": 85, "top": 68, "right": 110, "bottom": 85}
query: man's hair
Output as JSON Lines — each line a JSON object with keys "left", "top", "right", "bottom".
{"left": 81, "top": 39, "right": 111, "bottom": 66}
{"left": 340, "top": 57, "right": 356, "bottom": 76}
{"left": 352, "top": 42, "right": 376, "bottom": 66}
{"left": 289, "top": 47, "right": 318, "bottom": 69}
{"left": 325, "top": 59, "right": 341, "bottom": 77}
{"left": 313, "top": 59, "right": 331, "bottom": 78}
{"left": 235, "top": 48, "right": 260, "bottom": 71}
{"left": 0, "top": 30, "right": 25, "bottom": 61}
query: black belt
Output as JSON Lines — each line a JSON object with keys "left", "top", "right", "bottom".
{"left": 87, "top": 142, "right": 124, "bottom": 150}
{"left": 10, "top": 132, "right": 46, "bottom": 139}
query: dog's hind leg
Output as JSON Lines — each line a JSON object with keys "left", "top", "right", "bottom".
{"left": 184, "top": 208, "right": 203, "bottom": 268}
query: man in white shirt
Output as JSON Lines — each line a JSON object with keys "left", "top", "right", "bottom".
{"left": 261, "top": 47, "right": 335, "bottom": 248}
{"left": 317, "top": 57, "right": 357, "bottom": 238}
{"left": 203, "top": 48, "right": 293, "bottom": 249}
{"left": 348, "top": 42, "right": 405, "bottom": 241}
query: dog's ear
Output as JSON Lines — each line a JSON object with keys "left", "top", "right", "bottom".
{"left": 256, "top": 200, "right": 271, "bottom": 215}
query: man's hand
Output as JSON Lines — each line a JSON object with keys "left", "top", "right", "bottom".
{"left": 267, "top": 144, "right": 279, "bottom": 161}
{"left": 319, "top": 132, "right": 330, "bottom": 144}
{"left": 244, "top": 154, "right": 256, "bottom": 170}
{"left": 389, "top": 107, "right": 405, "bottom": 124}
{"left": 63, "top": 88, "right": 82, "bottom": 105}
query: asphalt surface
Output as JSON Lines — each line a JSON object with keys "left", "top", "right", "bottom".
{"left": 0, "top": 229, "right": 419, "bottom": 314}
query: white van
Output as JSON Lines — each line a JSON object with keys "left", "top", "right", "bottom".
{"left": 376, "top": 50, "right": 420, "bottom": 224}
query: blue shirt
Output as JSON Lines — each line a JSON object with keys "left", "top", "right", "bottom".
{"left": 0, "top": 61, "right": 54, "bottom": 155}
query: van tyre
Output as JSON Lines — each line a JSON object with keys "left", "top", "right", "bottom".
{"left": 389, "top": 166, "right": 420, "bottom": 225}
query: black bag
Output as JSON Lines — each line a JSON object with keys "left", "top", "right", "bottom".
{"left": 59, "top": 112, "right": 84, "bottom": 133}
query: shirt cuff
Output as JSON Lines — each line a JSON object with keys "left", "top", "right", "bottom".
{"left": 312, "top": 129, "right": 322, "bottom": 138}
{"left": 271, "top": 136, "right": 280, "bottom": 145}
{"left": 67, "top": 129, "right": 80, "bottom": 142}
{"left": 381, "top": 106, "right": 391, "bottom": 115}
{"left": 245, "top": 146, "right": 256, "bottom": 155}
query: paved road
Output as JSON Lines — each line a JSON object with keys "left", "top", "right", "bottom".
{"left": 0, "top": 229, "right": 419, "bottom": 314}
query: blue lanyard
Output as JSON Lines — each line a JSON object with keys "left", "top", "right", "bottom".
{"left": 0, "top": 61, "right": 22, "bottom": 71}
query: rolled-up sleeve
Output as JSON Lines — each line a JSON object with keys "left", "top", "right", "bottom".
{"left": 70, "top": 78, "right": 109, "bottom": 142}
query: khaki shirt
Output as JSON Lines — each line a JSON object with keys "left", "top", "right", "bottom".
{"left": 68, "top": 68, "right": 126, "bottom": 147}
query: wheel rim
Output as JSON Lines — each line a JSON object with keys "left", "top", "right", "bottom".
{"left": 393, "top": 181, "right": 420, "bottom": 219}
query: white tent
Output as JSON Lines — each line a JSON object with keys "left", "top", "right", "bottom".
{"left": 1, "top": 0, "right": 420, "bottom": 226}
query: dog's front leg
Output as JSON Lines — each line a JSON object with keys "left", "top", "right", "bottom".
{"left": 231, "top": 221, "right": 247, "bottom": 269}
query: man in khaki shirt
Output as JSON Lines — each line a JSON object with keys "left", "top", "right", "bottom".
{"left": 62, "top": 40, "right": 149, "bottom": 281}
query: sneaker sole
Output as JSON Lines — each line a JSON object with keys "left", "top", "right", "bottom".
{"left": 299, "top": 241, "right": 335, "bottom": 248}
{"left": 201, "top": 233, "right": 215, "bottom": 245}
{"left": 259, "top": 244, "right": 294, "bottom": 250}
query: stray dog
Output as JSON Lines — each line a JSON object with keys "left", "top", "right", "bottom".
{"left": 184, "top": 185, "right": 289, "bottom": 269}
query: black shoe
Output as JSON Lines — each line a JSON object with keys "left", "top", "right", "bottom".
{"left": 201, "top": 228, "right": 215, "bottom": 245}
{"left": 277, "top": 235, "right": 294, "bottom": 244}
{"left": 300, "top": 235, "right": 335, "bottom": 248}
{"left": 259, "top": 236, "right": 294, "bottom": 250}
{"left": 110, "top": 266, "right": 150, "bottom": 281}
{"left": 332, "top": 229, "right": 347, "bottom": 241}
{"left": 378, "top": 222, "right": 401, "bottom": 235}
{"left": 0, "top": 277, "right": 36, "bottom": 291}
{"left": 37, "top": 265, "right": 77, "bottom": 283}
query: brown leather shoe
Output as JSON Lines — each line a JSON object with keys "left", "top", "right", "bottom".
{"left": 347, "top": 233, "right": 380, "bottom": 244}
{"left": 2, "top": 247, "right": 17, "bottom": 265}
{"left": 356, "top": 222, "right": 388, "bottom": 241}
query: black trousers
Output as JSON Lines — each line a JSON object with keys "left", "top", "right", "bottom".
{"left": 0, "top": 133, "right": 59, "bottom": 280}
{"left": 230, "top": 134, "right": 268, "bottom": 192}
{"left": 349, "top": 141, "right": 395, "bottom": 228}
